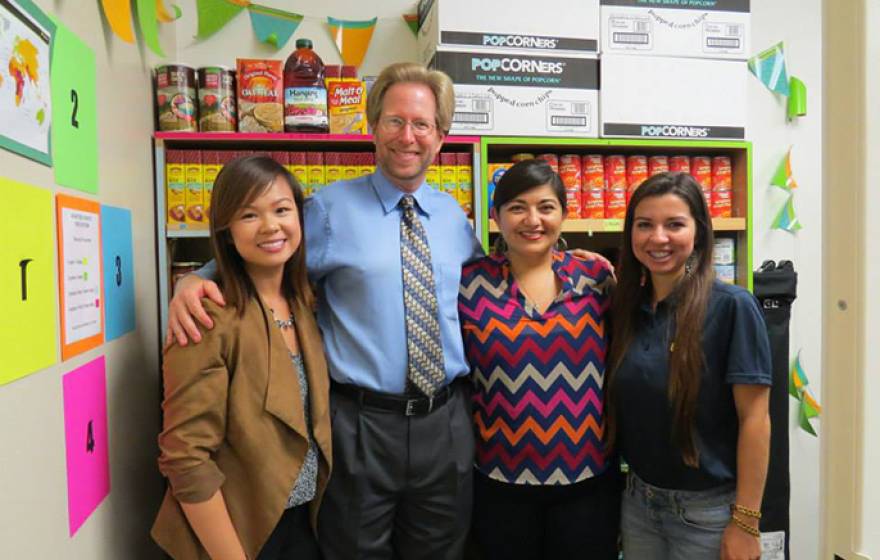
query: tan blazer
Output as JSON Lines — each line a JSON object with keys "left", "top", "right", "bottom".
{"left": 151, "top": 296, "right": 332, "bottom": 560}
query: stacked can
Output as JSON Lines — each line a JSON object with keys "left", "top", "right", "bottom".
{"left": 581, "top": 155, "right": 605, "bottom": 219}
{"left": 306, "top": 152, "right": 325, "bottom": 196}
{"left": 426, "top": 154, "right": 441, "bottom": 190}
{"left": 604, "top": 155, "right": 627, "bottom": 219}
{"left": 626, "top": 155, "right": 648, "bottom": 206}
{"left": 287, "top": 152, "right": 307, "bottom": 193}
{"left": 358, "top": 153, "right": 375, "bottom": 177}
{"left": 711, "top": 156, "right": 733, "bottom": 218}
{"left": 456, "top": 153, "right": 474, "bottom": 217}
{"left": 440, "top": 153, "right": 459, "bottom": 200}
{"left": 324, "top": 152, "right": 343, "bottom": 186}
{"left": 669, "top": 155, "right": 690, "bottom": 174}
{"left": 511, "top": 153, "right": 535, "bottom": 163}
{"left": 691, "top": 156, "right": 713, "bottom": 209}
{"left": 648, "top": 155, "right": 669, "bottom": 176}
{"left": 559, "top": 155, "right": 582, "bottom": 218}
{"left": 536, "top": 153, "right": 559, "bottom": 174}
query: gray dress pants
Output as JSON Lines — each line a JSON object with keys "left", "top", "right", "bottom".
{"left": 318, "top": 382, "right": 474, "bottom": 560}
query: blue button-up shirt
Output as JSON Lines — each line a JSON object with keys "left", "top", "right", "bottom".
{"left": 304, "top": 169, "right": 484, "bottom": 393}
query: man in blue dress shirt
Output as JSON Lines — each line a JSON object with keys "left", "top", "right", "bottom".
{"left": 167, "top": 62, "right": 483, "bottom": 559}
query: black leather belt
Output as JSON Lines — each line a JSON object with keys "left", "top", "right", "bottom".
{"left": 331, "top": 379, "right": 462, "bottom": 416}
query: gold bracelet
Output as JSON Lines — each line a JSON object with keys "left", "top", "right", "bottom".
{"left": 734, "top": 504, "right": 762, "bottom": 519}
{"left": 731, "top": 514, "right": 761, "bottom": 538}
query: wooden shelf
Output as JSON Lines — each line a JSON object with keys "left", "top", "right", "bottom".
{"left": 487, "top": 217, "right": 745, "bottom": 234}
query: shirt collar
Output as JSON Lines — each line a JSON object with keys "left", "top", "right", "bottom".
{"left": 495, "top": 250, "right": 573, "bottom": 293}
{"left": 371, "top": 167, "right": 435, "bottom": 216}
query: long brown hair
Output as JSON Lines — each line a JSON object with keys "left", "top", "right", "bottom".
{"left": 605, "top": 171, "right": 715, "bottom": 467}
{"left": 208, "top": 155, "right": 313, "bottom": 316}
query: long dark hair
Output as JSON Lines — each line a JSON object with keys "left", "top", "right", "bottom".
{"left": 491, "top": 159, "right": 566, "bottom": 254}
{"left": 605, "top": 171, "right": 715, "bottom": 467}
{"left": 209, "top": 155, "right": 313, "bottom": 316}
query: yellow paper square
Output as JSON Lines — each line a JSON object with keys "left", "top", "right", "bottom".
{"left": 0, "top": 177, "right": 58, "bottom": 385}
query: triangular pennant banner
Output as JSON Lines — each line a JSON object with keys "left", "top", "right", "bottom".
{"left": 135, "top": 0, "right": 164, "bottom": 56}
{"left": 248, "top": 4, "right": 303, "bottom": 49}
{"left": 788, "top": 75, "right": 808, "bottom": 120}
{"left": 798, "top": 401, "right": 818, "bottom": 436}
{"left": 748, "top": 41, "right": 790, "bottom": 97}
{"left": 196, "top": 0, "right": 248, "bottom": 39}
{"left": 157, "top": 0, "right": 183, "bottom": 23}
{"left": 772, "top": 193, "right": 802, "bottom": 233}
{"left": 788, "top": 352, "right": 821, "bottom": 436}
{"left": 789, "top": 352, "right": 809, "bottom": 398}
{"left": 771, "top": 148, "right": 798, "bottom": 191}
{"left": 100, "top": 0, "right": 136, "bottom": 43}
{"left": 403, "top": 14, "right": 418, "bottom": 37}
{"left": 327, "top": 16, "right": 378, "bottom": 68}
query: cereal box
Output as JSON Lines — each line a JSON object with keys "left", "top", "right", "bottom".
{"left": 327, "top": 67, "right": 367, "bottom": 135}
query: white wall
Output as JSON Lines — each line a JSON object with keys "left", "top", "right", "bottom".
{"left": 0, "top": 1, "right": 170, "bottom": 557}
{"left": 748, "top": 2, "right": 823, "bottom": 558}
{"left": 860, "top": 1, "right": 880, "bottom": 555}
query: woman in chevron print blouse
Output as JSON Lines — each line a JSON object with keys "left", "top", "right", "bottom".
{"left": 459, "top": 159, "right": 620, "bottom": 560}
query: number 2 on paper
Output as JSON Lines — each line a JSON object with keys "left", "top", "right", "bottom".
{"left": 70, "top": 89, "right": 80, "bottom": 129}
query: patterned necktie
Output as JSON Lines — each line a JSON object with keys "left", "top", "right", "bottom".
{"left": 399, "top": 195, "right": 446, "bottom": 397}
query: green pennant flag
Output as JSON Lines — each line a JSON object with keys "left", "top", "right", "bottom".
{"left": 196, "top": 0, "right": 246, "bottom": 39}
{"left": 771, "top": 148, "right": 797, "bottom": 191}
{"left": 771, "top": 193, "right": 803, "bottom": 233}
{"left": 136, "top": 0, "right": 164, "bottom": 56}
{"left": 798, "top": 401, "right": 818, "bottom": 436}
{"left": 403, "top": 14, "right": 418, "bottom": 37}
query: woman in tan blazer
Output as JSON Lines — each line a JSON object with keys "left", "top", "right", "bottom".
{"left": 151, "top": 155, "right": 331, "bottom": 560}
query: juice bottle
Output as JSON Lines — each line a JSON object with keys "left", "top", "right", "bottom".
{"left": 283, "top": 39, "right": 329, "bottom": 133}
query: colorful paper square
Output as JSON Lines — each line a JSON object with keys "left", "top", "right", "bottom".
{"left": 101, "top": 206, "right": 135, "bottom": 340}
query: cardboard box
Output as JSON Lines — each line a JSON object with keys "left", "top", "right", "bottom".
{"left": 429, "top": 48, "right": 599, "bottom": 137}
{"left": 418, "top": 0, "right": 599, "bottom": 63}
{"left": 599, "top": 0, "right": 750, "bottom": 60}
{"left": 600, "top": 54, "right": 746, "bottom": 140}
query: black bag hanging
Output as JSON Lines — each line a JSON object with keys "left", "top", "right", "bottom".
{"left": 753, "top": 260, "right": 797, "bottom": 559}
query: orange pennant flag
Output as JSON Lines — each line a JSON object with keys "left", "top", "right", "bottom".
{"left": 101, "top": 0, "right": 135, "bottom": 43}
{"left": 327, "top": 17, "right": 377, "bottom": 68}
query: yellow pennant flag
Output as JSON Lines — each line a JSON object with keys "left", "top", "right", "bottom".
{"left": 327, "top": 16, "right": 378, "bottom": 68}
{"left": 100, "top": 0, "right": 135, "bottom": 43}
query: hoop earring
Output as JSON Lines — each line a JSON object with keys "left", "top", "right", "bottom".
{"left": 493, "top": 236, "right": 509, "bottom": 255}
{"left": 556, "top": 236, "right": 568, "bottom": 251}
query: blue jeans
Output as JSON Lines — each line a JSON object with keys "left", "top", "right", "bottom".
{"left": 621, "top": 471, "right": 735, "bottom": 560}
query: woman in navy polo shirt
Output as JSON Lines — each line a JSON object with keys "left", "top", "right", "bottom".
{"left": 605, "top": 172, "right": 771, "bottom": 560}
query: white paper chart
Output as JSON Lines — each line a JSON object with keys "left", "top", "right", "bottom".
{"left": 60, "top": 206, "right": 102, "bottom": 343}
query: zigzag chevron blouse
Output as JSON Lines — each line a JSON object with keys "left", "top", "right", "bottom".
{"left": 459, "top": 251, "right": 613, "bottom": 485}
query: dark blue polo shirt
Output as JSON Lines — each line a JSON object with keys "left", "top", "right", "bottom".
{"left": 614, "top": 280, "right": 772, "bottom": 491}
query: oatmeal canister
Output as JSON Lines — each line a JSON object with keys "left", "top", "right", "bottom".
{"left": 198, "top": 66, "right": 237, "bottom": 132}
{"left": 156, "top": 64, "right": 197, "bottom": 131}
{"left": 236, "top": 59, "right": 284, "bottom": 132}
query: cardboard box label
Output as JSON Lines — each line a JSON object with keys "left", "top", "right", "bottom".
{"left": 440, "top": 31, "right": 597, "bottom": 53}
{"left": 433, "top": 50, "right": 599, "bottom": 89}
{"left": 602, "top": 123, "right": 744, "bottom": 139}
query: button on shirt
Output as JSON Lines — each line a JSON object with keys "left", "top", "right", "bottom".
{"left": 613, "top": 280, "right": 772, "bottom": 491}
{"left": 304, "top": 169, "right": 484, "bottom": 394}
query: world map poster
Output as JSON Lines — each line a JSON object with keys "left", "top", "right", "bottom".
{"left": 0, "top": 0, "right": 54, "bottom": 165}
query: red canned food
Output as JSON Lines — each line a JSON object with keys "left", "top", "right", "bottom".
{"left": 581, "top": 155, "right": 605, "bottom": 219}
{"left": 648, "top": 155, "right": 669, "bottom": 176}
{"left": 626, "top": 155, "right": 648, "bottom": 204}
{"left": 711, "top": 156, "right": 732, "bottom": 189}
{"left": 559, "top": 154, "right": 582, "bottom": 218}
{"left": 670, "top": 155, "right": 690, "bottom": 173}
{"left": 536, "top": 153, "right": 559, "bottom": 174}
{"left": 711, "top": 188, "right": 733, "bottom": 218}
{"left": 691, "top": 156, "right": 713, "bottom": 208}
{"left": 604, "top": 155, "right": 627, "bottom": 219}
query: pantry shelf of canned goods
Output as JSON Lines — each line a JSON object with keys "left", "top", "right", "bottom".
{"left": 479, "top": 136, "right": 753, "bottom": 291}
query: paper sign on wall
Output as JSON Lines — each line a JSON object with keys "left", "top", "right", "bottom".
{"left": 101, "top": 206, "right": 136, "bottom": 340}
{"left": 50, "top": 19, "right": 99, "bottom": 193}
{"left": 0, "top": 177, "right": 57, "bottom": 386}
{"left": 62, "top": 356, "right": 111, "bottom": 536}
{"left": 56, "top": 194, "right": 104, "bottom": 360}
{"left": 0, "top": 0, "right": 55, "bottom": 165}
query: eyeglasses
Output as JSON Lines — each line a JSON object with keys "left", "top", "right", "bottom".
{"left": 378, "top": 116, "right": 437, "bottom": 136}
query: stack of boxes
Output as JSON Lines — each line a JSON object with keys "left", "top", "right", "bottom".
{"left": 417, "top": 0, "right": 600, "bottom": 138}
{"left": 598, "top": 0, "right": 749, "bottom": 140}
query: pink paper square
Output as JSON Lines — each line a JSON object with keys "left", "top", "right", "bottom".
{"left": 62, "top": 356, "right": 110, "bottom": 536}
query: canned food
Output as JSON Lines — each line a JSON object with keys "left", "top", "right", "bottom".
{"left": 691, "top": 156, "right": 712, "bottom": 207}
{"left": 198, "top": 66, "right": 237, "bottom": 132}
{"left": 559, "top": 155, "right": 582, "bottom": 218}
{"left": 670, "top": 155, "right": 690, "bottom": 173}
{"left": 626, "top": 155, "right": 648, "bottom": 196}
{"left": 536, "top": 153, "right": 559, "bottom": 174}
{"left": 604, "top": 155, "right": 626, "bottom": 219}
{"left": 511, "top": 153, "right": 536, "bottom": 163}
{"left": 648, "top": 155, "right": 669, "bottom": 176}
{"left": 156, "top": 64, "right": 197, "bottom": 131}
{"left": 582, "top": 155, "right": 605, "bottom": 219}
{"left": 711, "top": 156, "right": 732, "bottom": 189}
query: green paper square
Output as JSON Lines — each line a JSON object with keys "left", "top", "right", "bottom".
{"left": 50, "top": 20, "right": 98, "bottom": 193}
